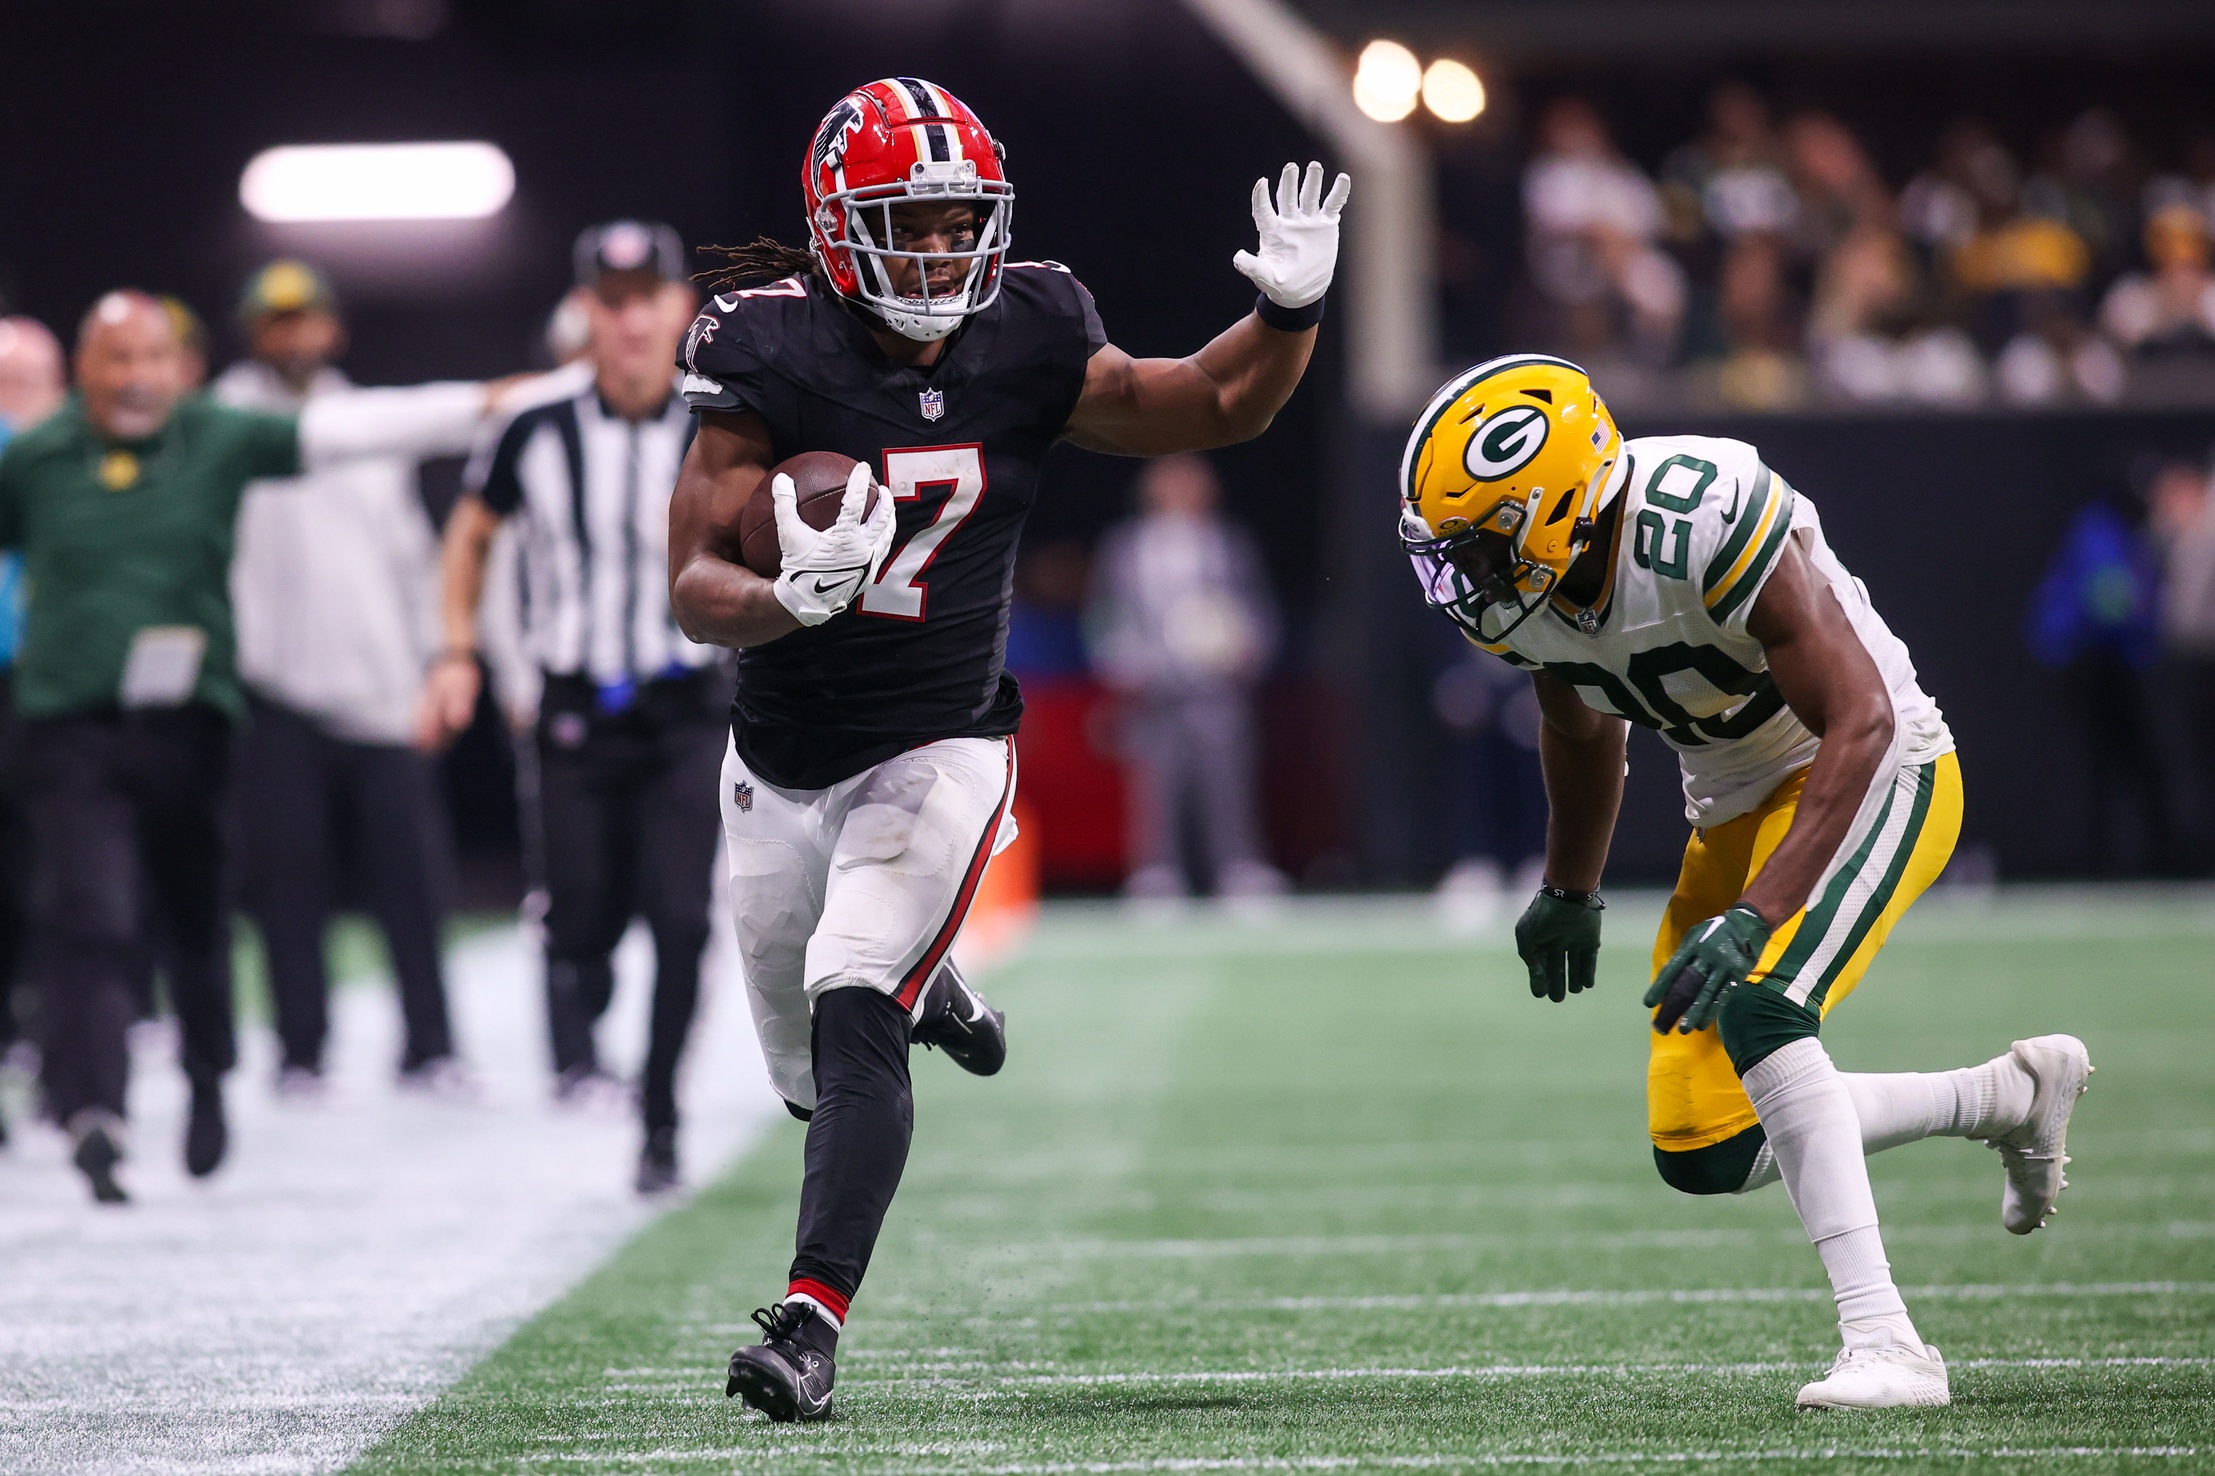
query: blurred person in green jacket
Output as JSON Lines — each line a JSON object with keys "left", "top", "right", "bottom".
{"left": 0, "top": 290, "right": 500, "bottom": 1203}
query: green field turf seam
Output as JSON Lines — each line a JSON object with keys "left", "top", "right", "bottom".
{"left": 854, "top": 1280, "right": 2215, "bottom": 1318}
{"left": 476, "top": 1445, "right": 2208, "bottom": 1470}
{"left": 593, "top": 1354, "right": 2215, "bottom": 1393}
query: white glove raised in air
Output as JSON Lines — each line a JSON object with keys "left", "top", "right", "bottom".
{"left": 769, "top": 462, "right": 897, "bottom": 627}
{"left": 1232, "top": 161, "right": 1353, "bottom": 309}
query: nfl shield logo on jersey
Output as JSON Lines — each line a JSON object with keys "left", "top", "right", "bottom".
{"left": 732, "top": 781, "right": 753, "bottom": 814}
{"left": 919, "top": 388, "right": 945, "bottom": 422}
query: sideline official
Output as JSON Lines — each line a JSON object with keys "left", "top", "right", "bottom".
{"left": 0, "top": 291, "right": 498, "bottom": 1203}
{"left": 420, "top": 223, "right": 726, "bottom": 1196}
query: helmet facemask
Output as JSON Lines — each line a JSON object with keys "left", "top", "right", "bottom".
{"left": 818, "top": 163, "right": 1014, "bottom": 342}
{"left": 1401, "top": 499, "right": 1563, "bottom": 644}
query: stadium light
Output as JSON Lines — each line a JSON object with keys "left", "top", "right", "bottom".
{"left": 239, "top": 142, "right": 515, "bottom": 223}
{"left": 1422, "top": 59, "right": 1486, "bottom": 124}
{"left": 1351, "top": 40, "right": 1422, "bottom": 124}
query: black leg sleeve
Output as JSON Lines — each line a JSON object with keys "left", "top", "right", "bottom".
{"left": 789, "top": 986, "right": 914, "bottom": 1305}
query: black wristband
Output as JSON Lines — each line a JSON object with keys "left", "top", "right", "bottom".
{"left": 1538, "top": 883, "right": 1604, "bottom": 911}
{"left": 1254, "top": 292, "right": 1325, "bottom": 333}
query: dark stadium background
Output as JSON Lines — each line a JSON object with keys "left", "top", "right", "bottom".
{"left": 5, "top": 0, "right": 2213, "bottom": 890}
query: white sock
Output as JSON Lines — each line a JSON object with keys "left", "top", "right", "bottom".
{"left": 1741, "top": 1037, "right": 1920, "bottom": 1348}
{"left": 1732, "top": 1051, "right": 2036, "bottom": 1194}
{"left": 1844, "top": 1054, "right": 2033, "bottom": 1148}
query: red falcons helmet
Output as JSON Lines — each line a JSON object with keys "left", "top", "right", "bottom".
{"left": 803, "top": 78, "right": 1013, "bottom": 342}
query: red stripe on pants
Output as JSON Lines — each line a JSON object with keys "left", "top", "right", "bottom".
{"left": 894, "top": 736, "right": 1015, "bottom": 1010}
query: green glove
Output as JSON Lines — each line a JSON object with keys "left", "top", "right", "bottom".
{"left": 1513, "top": 886, "right": 1604, "bottom": 1003}
{"left": 1644, "top": 903, "right": 1773, "bottom": 1034}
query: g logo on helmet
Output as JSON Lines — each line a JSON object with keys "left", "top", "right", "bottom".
{"left": 1464, "top": 405, "right": 1550, "bottom": 482}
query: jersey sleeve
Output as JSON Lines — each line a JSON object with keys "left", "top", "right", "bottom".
{"left": 469, "top": 409, "right": 538, "bottom": 517}
{"left": 678, "top": 292, "right": 772, "bottom": 415}
{"left": 1697, "top": 458, "right": 1798, "bottom": 635}
{"left": 223, "top": 405, "right": 306, "bottom": 481}
{"left": 1065, "top": 271, "right": 1108, "bottom": 357}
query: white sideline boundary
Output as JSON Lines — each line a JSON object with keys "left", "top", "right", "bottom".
{"left": 0, "top": 921, "right": 781, "bottom": 1476}
{"left": 514, "top": 1447, "right": 2199, "bottom": 1470}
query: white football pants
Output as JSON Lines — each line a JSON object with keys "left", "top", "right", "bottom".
{"left": 720, "top": 734, "right": 1016, "bottom": 1113}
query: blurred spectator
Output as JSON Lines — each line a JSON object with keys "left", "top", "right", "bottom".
{"left": 1806, "top": 225, "right": 1987, "bottom": 404}
{"left": 1710, "top": 233, "right": 1809, "bottom": 409}
{"left": 1005, "top": 541, "right": 1091, "bottom": 680}
{"left": 1087, "top": 454, "right": 1283, "bottom": 902}
{"left": 2023, "top": 109, "right": 2141, "bottom": 288}
{"left": 0, "top": 316, "right": 63, "bottom": 1139}
{"left": 1948, "top": 154, "right": 2092, "bottom": 352}
{"left": 2099, "top": 205, "right": 2215, "bottom": 357}
{"left": 1995, "top": 293, "right": 2126, "bottom": 406}
{"left": 2144, "top": 133, "right": 2215, "bottom": 237}
{"left": 1786, "top": 110, "right": 1892, "bottom": 259}
{"left": 0, "top": 289, "right": 495, "bottom": 1202}
{"left": 1662, "top": 82, "right": 1798, "bottom": 248}
{"left": 219, "top": 260, "right": 477, "bottom": 1100}
{"left": 1430, "top": 641, "right": 1545, "bottom": 926}
{"left": 0, "top": 317, "right": 65, "bottom": 430}
{"left": 2149, "top": 458, "right": 2215, "bottom": 867}
{"left": 1522, "top": 97, "right": 1685, "bottom": 366}
{"left": 160, "top": 295, "right": 209, "bottom": 389}
{"left": 2028, "top": 485, "right": 2184, "bottom": 874}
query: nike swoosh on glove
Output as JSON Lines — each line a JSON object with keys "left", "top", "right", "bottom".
{"left": 1643, "top": 904, "right": 1772, "bottom": 1034}
{"left": 1232, "top": 161, "right": 1353, "bottom": 309}
{"left": 770, "top": 463, "right": 897, "bottom": 627}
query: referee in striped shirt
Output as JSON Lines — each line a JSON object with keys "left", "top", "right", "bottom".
{"left": 420, "top": 222, "right": 726, "bottom": 1194}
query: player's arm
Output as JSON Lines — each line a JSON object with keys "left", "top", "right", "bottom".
{"left": 1735, "top": 536, "right": 1895, "bottom": 926}
{"left": 1062, "top": 321, "right": 1317, "bottom": 456}
{"left": 1645, "top": 535, "right": 1894, "bottom": 1032}
{"left": 667, "top": 409, "right": 803, "bottom": 650}
{"left": 1063, "top": 163, "right": 1349, "bottom": 457}
{"left": 1513, "top": 671, "right": 1629, "bottom": 1003}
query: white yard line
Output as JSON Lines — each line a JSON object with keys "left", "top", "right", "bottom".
{"left": 0, "top": 922, "right": 780, "bottom": 1476}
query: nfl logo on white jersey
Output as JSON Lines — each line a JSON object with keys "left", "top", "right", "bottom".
{"left": 919, "top": 388, "right": 945, "bottom": 422}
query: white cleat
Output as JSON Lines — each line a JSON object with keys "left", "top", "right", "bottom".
{"left": 1981, "top": 1033, "right": 2092, "bottom": 1235}
{"left": 1796, "top": 1342, "right": 1951, "bottom": 1410}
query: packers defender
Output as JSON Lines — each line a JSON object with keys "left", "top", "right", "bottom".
{"left": 1401, "top": 355, "right": 2092, "bottom": 1411}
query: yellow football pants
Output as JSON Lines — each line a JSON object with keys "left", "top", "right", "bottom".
{"left": 1646, "top": 750, "right": 1963, "bottom": 1155}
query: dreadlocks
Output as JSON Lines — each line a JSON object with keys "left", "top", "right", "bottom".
{"left": 695, "top": 237, "right": 820, "bottom": 294}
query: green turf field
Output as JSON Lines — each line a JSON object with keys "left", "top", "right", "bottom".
{"left": 352, "top": 890, "right": 2215, "bottom": 1474}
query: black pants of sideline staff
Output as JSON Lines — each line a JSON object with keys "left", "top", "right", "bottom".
{"left": 22, "top": 704, "right": 235, "bottom": 1130}
{"left": 534, "top": 671, "right": 725, "bottom": 1135}
{"left": 240, "top": 693, "right": 456, "bottom": 1077}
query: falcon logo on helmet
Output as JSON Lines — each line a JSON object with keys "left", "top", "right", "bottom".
{"left": 1400, "top": 354, "right": 1627, "bottom": 643}
{"left": 802, "top": 78, "right": 1015, "bottom": 343}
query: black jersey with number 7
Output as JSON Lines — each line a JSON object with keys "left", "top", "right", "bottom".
{"left": 680, "top": 262, "right": 1107, "bottom": 790}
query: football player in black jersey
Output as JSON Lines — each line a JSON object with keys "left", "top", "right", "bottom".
{"left": 669, "top": 78, "right": 1348, "bottom": 1422}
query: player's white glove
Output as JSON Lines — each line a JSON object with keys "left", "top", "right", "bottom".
{"left": 1232, "top": 161, "right": 1353, "bottom": 310}
{"left": 770, "top": 462, "right": 897, "bottom": 627}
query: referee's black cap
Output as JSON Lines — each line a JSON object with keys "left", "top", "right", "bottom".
{"left": 573, "top": 220, "right": 686, "bottom": 288}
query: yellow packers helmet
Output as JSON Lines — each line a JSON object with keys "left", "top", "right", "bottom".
{"left": 1399, "top": 354, "right": 1626, "bottom": 641}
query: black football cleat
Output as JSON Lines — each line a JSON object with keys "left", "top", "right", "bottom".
{"left": 72, "top": 1120, "right": 129, "bottom": 1205}
{"left": 910, "top": 961, "right": 1006, "bottom": 1076}
{"left": 635, "top": 1127, "right": 680, "bottom": 1197}
{"left": 725, "top": 1300, "right": 836, "bottom": 1422}
{"left": 184, "top": 1078, "right": 227, "bottom": 1179}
